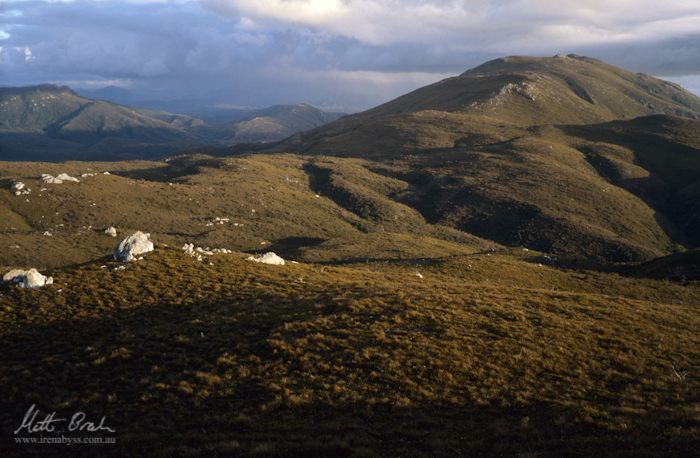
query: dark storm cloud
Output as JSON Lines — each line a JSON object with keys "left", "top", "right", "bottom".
{"left": 1, "top": 0, "right": 699, "bottom": 111}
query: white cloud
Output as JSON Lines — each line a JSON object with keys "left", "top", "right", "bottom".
{"left": 202, "top": 0, "right": 700, "bottom": 49}
{"left": 0, "top": 45, "right": 34, "bottom": 64}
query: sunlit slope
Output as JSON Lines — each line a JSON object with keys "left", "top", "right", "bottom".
{"left": 0, "top": 155, "right": 492, "bottom": 270}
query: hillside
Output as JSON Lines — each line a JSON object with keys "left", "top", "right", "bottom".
{"left": 0, "top": 85, "right": 208, "bottom": 160}
{"left": 287, "top": 54, "right": 700, "bottom": 132}
{"left": 1, "top": 155, "right": 699, "bottom": 457}
{"left": 271, "top": 55, "right": 700, "bottom": 262}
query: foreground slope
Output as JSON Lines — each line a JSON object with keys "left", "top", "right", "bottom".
{"left": 272, "top": 56, "right": 700, "bottom": 262}
{"left": 1, "top": 155, "right": 698, "bottom": 456}
{"left": 1, "top": 247, "right": 699, "bottom": 457}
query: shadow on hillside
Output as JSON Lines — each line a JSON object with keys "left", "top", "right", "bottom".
{"left": 560, "top": 120, "right": 700, "bottom": 245}
{"left": 0, "top": 294, "right": 694, "bottom": 457}
{"left": 623, "top": 249, "right": 700, "bottom": 281}
{"left": 112, "top": 157, "right": 224, "bottom": 182}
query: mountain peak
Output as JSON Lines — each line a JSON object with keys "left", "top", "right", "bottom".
{"left": 330, "top": 54, "right": 700, "bottom": 126}
{"left": 462, "top": 54, "right": 609, "bottom": 77}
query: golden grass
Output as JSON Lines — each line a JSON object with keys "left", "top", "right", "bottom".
{"left": 1, "top": 247, "right": 698, "bottom": 456}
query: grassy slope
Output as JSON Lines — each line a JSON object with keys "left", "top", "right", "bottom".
{"left": 277, "top": 115, "right": 699, "bottom": 262}
{"left": 1, "top": 155, "right": 699, "bottom": 456}
{"left": 561, "top": 116, "right": 700, "bottom": 246}
{"left": 0, "top": 247, "right": 698, "bottom": 457}
{"left": 1, "top": 149, "right": 696, "bottom": 268}
{"left": 0, "top": 155, "right": 492, "bottom": 271}
{"left": 2, "top": 54, "right": 700, "bottom": 455}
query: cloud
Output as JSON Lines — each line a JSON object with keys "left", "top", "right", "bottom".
{"left": 202, "top": 0, "right": 700, "bottom": 49}
{"left": 1, "top": 0, "right": 699, "bottom": 111}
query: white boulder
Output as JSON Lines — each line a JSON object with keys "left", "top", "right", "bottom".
{"left": 56, "top": 173, "right": 80, "bottom": 183}
{"left": 246, "top": 252, "right": 285, "bottom": 266}
{"left": 41, "top": 173, "right": 80, "bottom": 184}
{"left": 41, "top": 174, "right": 62, "bottom": 184}
{"left": 3, "top": 268, "right": 53, "bottom": 289}
{"left": 11, "top": 181, "right": 30, "bottom": 196}
{"left": 3, "top": 269, "right": 26, "bottom": 282}
{"left": 113, "top": 231, "right": 154, "bottom": 262}
{"left": 104, "top": 226, "right": 118, "bottom": 237}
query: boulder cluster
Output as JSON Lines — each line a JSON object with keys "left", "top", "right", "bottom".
{"left": 4, "top": 226, "right": 291, "bottom": 291}
{"left": 182, "top": 243, "right": 232, "bottom": 262}
{"left": 11, "top": 181, "right": 31, "bottom": 196}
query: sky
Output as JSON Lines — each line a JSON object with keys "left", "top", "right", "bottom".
{"left": 1, "top": 0, "right": 700, "bottom": 112}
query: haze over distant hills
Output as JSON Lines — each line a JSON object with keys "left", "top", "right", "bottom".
{"left": 0, "top": 85, "right": 343, "bottom": 161}
{"left": 77, "top": 86, "right": 346, "bottom": 125}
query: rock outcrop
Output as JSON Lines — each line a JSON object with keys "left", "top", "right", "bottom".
{"left": 3, "top": 268, "right": 54, "bottom": 289}
{"left": 114, "top": 231, "right": 154, "bottom": 262}
{"left": 41, "top": 173, "right": 80, "bottom": 184}
{"left": 246, "top": 252, "right": 285, "bottom": 265}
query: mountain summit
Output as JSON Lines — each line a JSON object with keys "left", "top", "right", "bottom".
{"left": 272, "top": 55, "right": 700, "bottom": 262}
{"left": 279, "top": 55, "right": 700, "bottom": 154}
{"left": 356, "top": 54, "right": 700, "bottom": 125}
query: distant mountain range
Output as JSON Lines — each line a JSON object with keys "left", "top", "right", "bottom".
{"left": 0, "top": 85, "right": 343, "bottom": 161}
{"left": 77, "top": 86, "right": 346, "bottom": 125}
